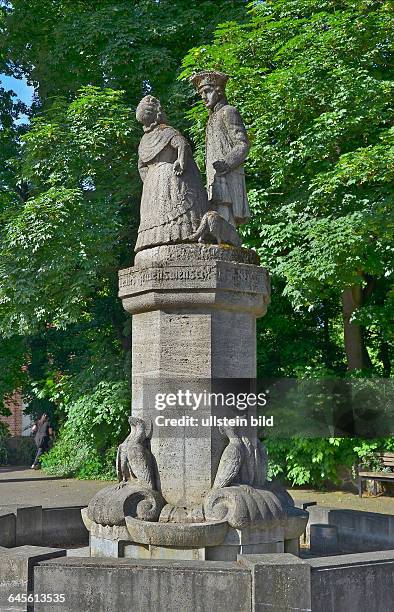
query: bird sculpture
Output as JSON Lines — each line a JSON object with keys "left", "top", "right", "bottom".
{"left": 116, "top": 417, "right": 156, "bottom": 490}
{"left": 253, "top": 439, "right": 268, "bottom": 487}
{"left": 213, "top": 426, "right": 244, "bottom": 489}
{"left": 213, "top": 427, "right": 269, "bottom": 489}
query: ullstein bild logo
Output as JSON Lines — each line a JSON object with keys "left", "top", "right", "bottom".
{"left": 154, "top": 413, "right": 274, "bottom": 428}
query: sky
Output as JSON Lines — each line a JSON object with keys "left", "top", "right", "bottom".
{"left": 0, "top": 74, "right": 34, "bottom": 105}
{"left": 0, "top": 74, "right": 34, "bottom": 124}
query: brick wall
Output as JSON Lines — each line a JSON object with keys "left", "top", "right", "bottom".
{"left": 1, "top": 391, "right": 24, "bottom": 436}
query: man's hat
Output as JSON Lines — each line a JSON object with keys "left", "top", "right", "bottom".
{"left": 190, "top": 71, "right": 229, "bottom": 91}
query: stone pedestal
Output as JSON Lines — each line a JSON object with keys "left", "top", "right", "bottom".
{"left": 83, "top": 243, "right": 308, "bottom": 561}
{"left": 119, "top": 243, "right": 270, "bottom": 506}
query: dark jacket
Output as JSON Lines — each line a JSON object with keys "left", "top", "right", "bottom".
{"left": 34, "top": 421, "right": 51, "bottom": 449}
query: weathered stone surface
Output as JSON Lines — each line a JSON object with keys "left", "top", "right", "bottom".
{"left": 33, "top": 551, "right": 394, "bottom": 611}
{"left": 307, "top": 551, "right": 394, "bottom": 612}
{"left": 34, "top": 557, "right": 252, "bottom": 612}
{"left": 120, "top": 245, "right": 270, "bottom": 319}
{"left": 190, "top": 71, "right": 250, "bottom": 228}
{"left": 118, "top": 244, "right": 270, "bottom": 510}
{"left": 90, "top": 535, "right": 127, "bottom": 558}
{"left": 16, "top": 506, "right": 42, "bottom": 546}
{"left": 206, "top": 524, "right": 287, "bottom": 562}
{"left": 86, "top": 221, "right": 301, "bottom": 560}
{"left": 238, "top": 553, "right": 312, "bottom": 612}
{"left": 304, "top": 505, "right": 330, "bottom": 547}
{"left": 133, "top": 243, "right": 260, "bottom": 266}
{"left": 1, "top": 506, "right": 88, "bottom": 550}
{"left": 0, "top": 545, "right": 66, "bottom": 611}
{"left": 282, "top": 505, "right": 310, "bottom": 541}
{"left": 84, "top": 73, "right": 308, "bottom": 564}
{"left": 204, "top": 486, "right": 285, "bottom": 530}
{"left": 212, "top": 431, "right": 268, "bottom": 490}
{"left": 310, "top": 523, "right": 338, "bottom": 555}
{"left": 134, "top": 95, "right": 208, "bottom": 252}
{"left": 116, "top": 417, "right": 156, "bottom": 488}
{"left": 306, "top": 505, "right": 394, "bottom": 552}
{"left": 86, "top": 482, "right": 165, "bottom": 527}
{"left": 329, "top": 509, "right": 394, "bottom": 552}
{"left": 148, "top": 545, "right": 206, "bottom": 561}
{"left": 95, "top": 241, "right": 306, "bottom": 560}
{"left": 283, "top": 537, "right": 300, "bottom": 556}
{"left": 0, "top": 512, "right": 16, "bottom": 548}
{"left": 200, "top": 508, "right": 307, "bottom": 562}
{"left": 85, "top": 415, "right": 168, "bottom": 529}
{"left": 125, "top": 516, "right": 228, "bottom": 547}
{"left": 189, "top": 210, "right": 242, "bottom": 247}
{"left": 41, "top": 507, "right": 88, "bottom": 548}
{"left": 84, "top": 507, "right": 306, "bottom": 562}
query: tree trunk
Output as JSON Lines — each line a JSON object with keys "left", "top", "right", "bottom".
{"left": 379, "top": 338, "right": 391, "bottom": 378}
{"left": 27, "top": 333, "right": 53, "bottom": 420}
{"left": 342, "top": 286, "right": 372, "bottom": 371}
{"left": 322, "top": 301, "right": 333, "bottom": 371}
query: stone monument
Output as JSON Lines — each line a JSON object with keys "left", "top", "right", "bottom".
{"left": 82, "top": 83, "right": 307, "bottom": 561}
{"left": 190, "top": 70, "right": 250, "bottom": 228}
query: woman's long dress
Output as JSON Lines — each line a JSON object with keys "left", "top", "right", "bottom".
{"left": 135, "top": 125, "right": 208, "bottom": 252}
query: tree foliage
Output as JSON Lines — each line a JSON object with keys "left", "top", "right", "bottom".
{"left": 0, "top": 87, "right": 137, "bottom": 335}
{"left": 182, "top": 0, "right": 394, "bottom": 375}
{"left": 0, "top": 0, "right": 392, "bottom": 483}
{"left": 181, "top": 0, "right": 394, "bottom": 484}
{"left": 0, "top": 0, "right": 247, "bottom": 474}
{"left": 41, "top": 380, "right": 130, "bottom": 478}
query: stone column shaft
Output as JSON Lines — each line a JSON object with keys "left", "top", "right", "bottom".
{"left": 119, "top": 244, "right": 270, "bottom": 506}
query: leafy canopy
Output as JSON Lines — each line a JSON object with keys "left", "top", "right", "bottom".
{"left": 182, "top": 0, "right": 394, "bottom": 345}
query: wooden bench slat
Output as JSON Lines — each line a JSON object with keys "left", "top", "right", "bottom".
{"left": 359, "top": 471, "right": 394, "bottom": 479}
{"left": 379, "top": 454, "right": 394, "bottom": 462}
{"left": 358, "top": 452, "right": 394, "bottom": 496}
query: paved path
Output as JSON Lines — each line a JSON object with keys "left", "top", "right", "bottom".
{"left": 1, "top": 467, "right": 393, "bottom": 515}
{"left": 291, "top": 487, "right": 394, "bottom": 515}
{"left": 0, "top": 466, "right": 115, "bottom": 514}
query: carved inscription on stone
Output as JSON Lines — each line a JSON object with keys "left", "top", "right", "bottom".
{"left": 119, "top": 262, "right": 268, "bottom": 296}
{"left": 119, "top": 265, "right": 217, "bottom": 290}
{"left": 216, "top": 263, "right": 266, "bottom": 293}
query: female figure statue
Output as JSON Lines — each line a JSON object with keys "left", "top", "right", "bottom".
{"left": 135, "top": 95, "right": 208, "bottom": 252}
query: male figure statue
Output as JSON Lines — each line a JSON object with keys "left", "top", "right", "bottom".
{"left": 190, "top": 71, "right": 250, "bottom": 228}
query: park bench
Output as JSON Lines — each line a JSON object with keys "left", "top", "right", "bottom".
{"left": 358, "top": 452, "right": 394, "bottom": 497}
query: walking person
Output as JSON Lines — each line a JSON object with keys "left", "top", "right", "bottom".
{"left": 31, "top": 413, "right": 53, "bottom": 469}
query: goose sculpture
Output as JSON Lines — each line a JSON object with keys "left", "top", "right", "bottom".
{"left": 213, "top": 425, "right": 243, "bottom": 489}
{"left": 214, "top": 427, "right": 269, "bottom": 489}
{"left": 116, "top": 416, "right": 155, "bottom": 489}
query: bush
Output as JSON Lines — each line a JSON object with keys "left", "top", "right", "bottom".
{"left": 41, "top": 380, "right": 130, "bottom": 479}
{"left": 266, "top": 436, "right": 394, "bottom": 488}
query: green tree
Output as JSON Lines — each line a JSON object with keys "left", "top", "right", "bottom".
{"left": 182, "top": 0, "right": 394, "bottom": 375}
{"left": 0, "top": 20, "right": 31, "bottom": 419}
{"left": 0, "top": 0, "right": 247, "bottom": 474}
{"left": 181, "top": 0, "right": 394, "bottom": 486}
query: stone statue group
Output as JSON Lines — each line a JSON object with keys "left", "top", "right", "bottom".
{"left": 84, "top": 73, "right": 309, "bottom": 554}
{"left": 135, "top": 71, "right": 250, "bottom": 253}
